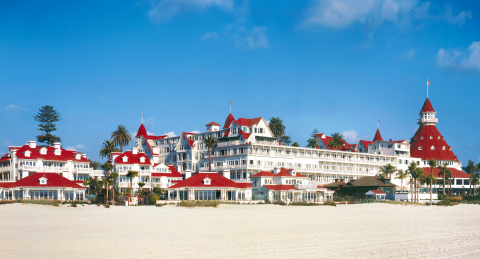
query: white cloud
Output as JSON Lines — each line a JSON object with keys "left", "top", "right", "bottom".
{"left": 65, "top": 146, "right": 75, "bottom": 150}
{"left": 301, "top": 0, "right": 470, "bottom": 33}
{"left": 147, "top": 131, "right": 156, "bottom": 135}
{"left": 436, "top": 41, "right": 480, "bottom": 72}
{"left": 144, "top": 118, "right": 155, "bottom": 130}
{"left": 226, "top": 25, "right": 269, "bottom": 49}
{"left": 401, "top": 48, "right": 415, "bottom": 59}
{"left": 3, "top": 140, "right": 12, "bottom": 146}
{"left": 201, "top": 32, "right": 219, "bottom": 39}
{"left": 5, "top": 104, "right": 28, "bottom": 112}
{"left": 442, "top": 5, "right": 472, "bottom": 26}
{"left": 148, "top": 0, "right": 234, "bottom": 23}
{"left": 342, "top": 130, "right": 359, "bottom": 143}
{"left": 164, "top": 131, "right": 177, "bottom": 138}
{"left": 75, "top": 144, "right": 89, "bottom": 151}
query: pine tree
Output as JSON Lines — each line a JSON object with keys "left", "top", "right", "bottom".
{"left": 33, "top": 105, "right": 62, "bottom": 146}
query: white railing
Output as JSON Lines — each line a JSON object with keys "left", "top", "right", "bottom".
{"left": 0, "top": 166, "right": 11, "bottom": 172}
{"left": 21, "top": 165, "right": 40, "bottom": 171}
{"left": 139, "top": 170, "right": 151, "bottom": 175}
{"left": 43, "top": 166, "right": 67, "bottom": 172}
{"left": 75, "top": 168, "right": 93, "bottom": 173}
{"left": 217, "top": 141, "right": 242, "bottom": 147}
{"left": 254, "top": 141, "right": 279, "bottom": 146}
{"left": 294, "top": 184, "right": 319, "bottom": 190}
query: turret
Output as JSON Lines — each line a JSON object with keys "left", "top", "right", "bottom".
{"left": 417, "top": 98, "right": 438, "bottom": 125}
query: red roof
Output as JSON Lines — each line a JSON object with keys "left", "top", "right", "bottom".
{"left": 264, "top": 185, "right": 297, "bottom": 191}
{"left": 182, "top": 132, "right": 195, "bottom": 148}
{"left": 273, "top": 168, "right": 307, "bottom": 178}
{"left": 410, "top": 125, "right": 458, "bottom": 161}
{"left": 420, "top": 98, "right": 435, "bottom": 113}
{"left": 0, "top": 173, "right": 85, "bottom": 189}
{"left": 422, "top": 167, "right": 469, "bottom": 178}
{"left": 316, "top": 134, "right": 355, "bottom": 151}
{"left": 223, "top": 113, "right": 235, "bottom": 129}
{"left": 235, "top": 117, "right": 262, "bottom": 127}
{"left": 369, "top": 190, "right": 386, "bottom": 194}
{"left": 136, "top": 124, "right": 147, "bottom": 137}
{"left": 359, "top": 140, "right": 373, "bottom": 151}
{"left": 205, "top": 122, "right": 220, "bottom": 126}
{"left": 12, "top": 144, "right": 89, "bottom": 163}
{"left": 224, "top": 130, "right": 230, "bottom": 137}
{"left": 114, "top": 151, "right": 152, "bottom": 165}
{"left": 373, "top": 129, "right": 383, "bottom": 142}
{"left": 239, "top": 129, "right": 251, "bottom": 140}
{"left": 168, "top": 173, "right": 251, "bottom": 189}
{"left": 250, "top": 171, "right": 275, "bottom": 177}
{"left": 151, "top": 164, "right": 183, "bottom": 178}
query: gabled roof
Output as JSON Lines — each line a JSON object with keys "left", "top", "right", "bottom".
{"left": 11, "top": 144, "right": 89, "bottom": 163}
{"left": 151, "top": 164, "right": 183, "bottom": 178}
{"left": 239, "top": 129, "right": 251, "bottom": 140}
{"left": 410, "top": 125, "right": 458, "bottom": 161}
{"left": 168, "top": 173, "right": 251, "bottom": 189}
{"left": 315, "top": 134, "right": 355, "bottom": 151}
{"left": 368, "top": 190, "right": 386, "bottom": 194}
{"left": 235, "top": 117, "right": 262, "bottom": 127}
{"left": 420, "top": 98, "right": 435, "bottom": 113}
{"left": 136, "top": 124, "right": 147, "bottom": 137}
{"left": 264, "top": 185, "right": 297, "bottom": 191}
{"left": 114, "top": 151, "right": 151, "bottom": 165}
{"left": 250, "top": 171, "right": 275, "bottom": 178}
{"left": 373, "top": 129, "right": 383, "bottom": 142}
{"left": 223, "top": 113, "right": 235, "bottom": 129}
{"left": 182, "top": 132, "right": 195, "bottom": 148}
{"left": 422, "top": 167, "right": 469, "bottom": 179}
{"left": 0, "top": 173, "right": 84, "bottom": 189}
{"left": 346, "top": 176, "right": 396, "bottom": 187}
{"left": 205, "top": 122, "right": 220, "bottom": 126}
{"left": 359, "top": 140, "right": 373, "bottom": 151}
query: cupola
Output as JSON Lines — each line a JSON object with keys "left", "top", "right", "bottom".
{"left": 417, "top": 98, "right": 438, "bottom": 125}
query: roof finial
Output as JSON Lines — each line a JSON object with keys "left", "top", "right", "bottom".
{"left": 229, "top": 101, "right": 231, "bottom": 114}
{"left": 427, "top": 76, "right": 429, "bottom": 98}
{"left": 142, "top": 112, "right": 144, "bottom": 124}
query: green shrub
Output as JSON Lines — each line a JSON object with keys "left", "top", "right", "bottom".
{"left": 264, "top": 198, "right": 271, "bottom": 204}
{"left": 178, "top": 200, "right": 219, "bottom": 208}
{"left": 289, "top": 202, "right": 321, "bottom": 206}
{"left": 324, "top": 201, "right": 336, "bottom": 207}
{"left": 71, "top": 203, "right": 77, "bottom": 207}
{"left": 104, "top": 204, "right": 110, "bottom": 208}
{"left": 15, "top": 199, "right": 60, "bottom": 207}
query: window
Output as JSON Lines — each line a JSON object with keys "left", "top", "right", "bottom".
{"left": 430, "top": 136, "right": 433, "bottom": 139}
{"left": 456, "top": 179, "right": 462, "bottom": 186}
{"left": 397, "top": 145, "right": 401, "bottom": 148}
{"left": 430, "top": 146, "right": 435, "bottom": 150}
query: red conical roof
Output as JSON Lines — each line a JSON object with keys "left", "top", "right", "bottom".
{"left": 420, "top": 98, "right": 435, "bottom": 113}
{"left": 373, "top": 129, "right": 383, "bottom": 142}
{"left": 410, "top": 125, "right": 458, "bottom": 161}
{"left": 223, "top": 113, "right": 235, "bottom": 129}
{"left": 136, "top": 124, "right": 147, "bottom": 137}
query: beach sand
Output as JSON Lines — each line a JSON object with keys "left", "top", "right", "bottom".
{"left": 1, "top": 203, "right": 480, "bottom": 259}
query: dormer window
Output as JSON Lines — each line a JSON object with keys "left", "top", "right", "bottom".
{"left": 54, "top": 149, "right": 61, "bottom": 156}
{"left": 39, "top": 176, "right": 48, "bottom": 185}
{"left": 25, "top": 150, "right": 31, "bottom": 157}
{"left": 430, "top": 146, "right": 435, "bottom": 150}
{"left": 140, "top": 157, "right": 145, "bottom": 163}
{"left": 429, "top": 136, "right": 433, "bottom": 139}
{"left": 418, "top": 146, "right": 423, "bottom": 150}
{"left": 75, "top": 154, "right": 81, "bottom": 160}
{"left": 203, "top": 177, "right": 212, "bottom": 185}
{"left": 40, "top": 148, "right": 47, "bottom": 155}
{"left": 437, "top": 136, "right": 441, "bottom": 139}
{"left": 442, "top": 146, "right": 446, "bottom": 150}
{"left": 291, "top": 171, "right": 296, "bottom": 176}
{"left": 122, "top": 156, "right": 128, "bottom": 162}
{"left": 420, "top": 136, "right": 424, "bottom": 140}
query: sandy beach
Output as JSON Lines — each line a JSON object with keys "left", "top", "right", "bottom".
{"left": 1, "top": 203, "right": 480, "bottom": 259}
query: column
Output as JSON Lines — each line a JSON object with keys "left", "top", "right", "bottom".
{"left": 167, "top": 189, "right": 171, "bottom": 200}
{"left": 176, "top": 190, "right": 179, "bottom": 201}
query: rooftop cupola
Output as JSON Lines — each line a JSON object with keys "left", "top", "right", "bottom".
{"left": 373, "top": 129, "right": 383, "bottom": 142}
{"left": 418, "top": 98, "right": 438, "bottom": 125}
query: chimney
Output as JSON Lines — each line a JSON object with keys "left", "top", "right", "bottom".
{"left": 185, "top": 170, "right": 192, "bottom": 179}
{"left": 132, "top": 147, "right": 138, "bottom": 155}
{"left": 53, "top": 143, "right": 61, "bottom": 149}
{"left": 82, "top": 154, "right": 86, "bottom": 158}
{"left": 28, "top": 140, "right": 36, "bottom": 148}
{"left": 273, "top": 167, "right": 281, "bottom": 174}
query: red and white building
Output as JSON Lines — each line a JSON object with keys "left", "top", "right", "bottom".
{"left": 0, "top": 172, "right": 85, "bottom": 201}
{"left": 0, "top": 141, "right": 103, "bottom": 183}
{"left": 250, "top": 167, "right": 334, "bottom": 203}
{"left": 167, "top": 172, "right": 253, "bottom": 201}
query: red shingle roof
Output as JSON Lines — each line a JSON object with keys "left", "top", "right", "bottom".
{"left": 223, "top": 113, "right": 235, "bottom": 129}
{"left": 410, "top": 125, "right": 458, "bottom": 161}
{"left": 250, "top": 171, "right": 275, "bottom": 177}
{"left": 235, "top": 117, "right": 262, "bottom": 126}
{"left": 168, "top": 173, "right": 251, "bottom": 189}
{"left": 422, "top": 167, "right": 469, "bottom": 178}
{"left": 205, "top": 122, "right": 220, "bottom": 126}
{"left": 373, "top": 129, "right": 383, "bottom": 142}
{"left": 12, "top": 144, "right": 89, "bottom": 163}
{"left": 369, "top": 190, "right": 386, "bottom": 194}
{"left": 151, "top": 164, "right": 183, "bottom": 178}
{"left": 0, "top": 173, "right": 85, "bottom": 189}
{"left": 420, "top": 98, "right": 435, "bottom": 113}
{"left": 136, "top": 124, "right": 147, "bottom": 137}
{"left": 114, "top": 151, "right": 152, "bottom": 165}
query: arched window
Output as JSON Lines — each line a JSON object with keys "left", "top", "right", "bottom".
{"left": 430, "top": 146, "right": 435, "bottom": 150}
{"left": 418, "top": 146, "right": 423, "bottom": 150}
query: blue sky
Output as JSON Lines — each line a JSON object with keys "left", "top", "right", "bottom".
{"left": 1, "top": 0, "right": 479, "bottom": 164}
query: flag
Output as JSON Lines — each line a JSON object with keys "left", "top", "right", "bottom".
{"left": 229, "top": 101, "right": 231, "bottom": 105}
{"left": 427, "top": 78, "right": 429, "bottom": 87}
{"left": 378, "top": 120, "right": 381, "bottom": 123}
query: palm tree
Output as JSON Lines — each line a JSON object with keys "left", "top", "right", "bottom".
{"left": 328, "top": 132, "right": 345, "bottom": 150}
{"left": 126, "top": 170, "right": 138, "bottom": 203}
{"left": 379, "top": 163, "right": 396, "bottom": 179}
{"left": 203, "top": 135, "right": 218, "bottom": 172}
{"left": 306, "top": 138, "right": 319, "bottom": 148}
{"left": 472, "top": 173, "right": 479, "bottom": 196}
{"left": 465, "top": 160, "right": 476, "bottom": 195}
{"left": 99, "top": 139, "right": 120, "bottom": 161}
{"left": 138, "top": 182, "right": 146, "bottom": 204}
{"left": 395, "top": 169, "right": 409, "bottom": 193}
{"left": 446, "top": 170, "right": 453, "bottom": 195}
{"left": 412, "top": 167, "right": 424, "bottom": 203}
{"left": 407, "top": 162, "right": 418, "bottom": 202}
{"left": 109, "top": 172, "right": 118, "bottom": 205}
{"left": 422, "top": 172, "right": 437, "bottom": 205}
{"left": 428, "top": 158, "right": 437, "bottom": 178}
{"left": 437, "top": 163, "right": 451, "bottom": 196}
{"left": 101, "top": 163, "right": 113, "bottom": 205}
{"left": 268, "top": 117, "right": 285, "bottom": 140}
{"left": 88, "top": 159, "right": 100, "bottom": 170}
{"left": 111, "top": 125, "right": 132, "bottom": 153}
{"left": 291, "top": 142, "right": 300, "bottom": 147}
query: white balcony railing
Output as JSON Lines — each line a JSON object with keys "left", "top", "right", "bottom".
{"left": 75, "top": 168, "right": 93, "bottom": 173}
{"left": 21, "top": 165, "right": 40, "bottom": 171}
{"left": 43, "top": 166, "right": 67, "bottom": 172}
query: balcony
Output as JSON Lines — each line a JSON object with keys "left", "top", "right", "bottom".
{"left": 0, "top": 166, "right": 11, "bottom": 172}
{"left": 139, "top": 170, "right": 151, "bottom": 175}
{"left": 21, "top": 165, "right": 40, "bottom": 171}
{"left": 75, "top": 168, "right": 93, "bottom": 173}
{"left": 43, "top": 166, "right": 67, "bottom": 172}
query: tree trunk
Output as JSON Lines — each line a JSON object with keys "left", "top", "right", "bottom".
{"left": 112, "top": 181, "right": 115, "bottom": 205}
{"left": 430, "top": 180, "right": 433, "bottom": 205}
{"left": 120, "top": 145, "right": 123, "bottom": 153}
{"left": 443, "top": 175, "right": 445, "bottom": 195}
{"left": 208, "top": 147, "right": 212, "bottom": 172}
{"left": 130, "top": 178, "right": 133, "bottom": 203}
{"left": 414, "top": 181, "right": 417, "bottom": 203}
{"left": 106, "top": 171, "right": 110, "bottom": 205}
